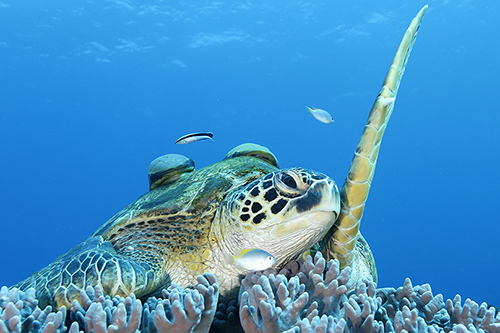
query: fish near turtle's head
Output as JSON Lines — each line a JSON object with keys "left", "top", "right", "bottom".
{"left": 216, "top": 167, "right": 340, "bottom": 266}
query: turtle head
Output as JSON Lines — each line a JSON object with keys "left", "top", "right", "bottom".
{"left": 215, "top": 167, "right": 340, "bottom": 267}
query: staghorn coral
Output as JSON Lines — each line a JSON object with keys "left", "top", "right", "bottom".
{"left": 2, "top": 255, "right": 499, "bottom": 333}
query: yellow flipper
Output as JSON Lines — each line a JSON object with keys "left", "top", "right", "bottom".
{"left": 320, "top": 6, "right": 428, "bottom": 281}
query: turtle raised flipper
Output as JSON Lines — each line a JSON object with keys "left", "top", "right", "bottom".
{"left": 320, "top": 6, "right": 428, "bottom": 282}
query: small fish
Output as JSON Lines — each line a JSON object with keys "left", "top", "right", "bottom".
{"left": 380, "top": 97, "right": 396, "bottom": 107}
{"left": 175, "top": 132, "right": 214, "bottom": 144}
{"left": 223, "top": 249, "right": 276, "bottom": 271}
{"left": 306, "top": 106, "right": 334, "bottom": 124}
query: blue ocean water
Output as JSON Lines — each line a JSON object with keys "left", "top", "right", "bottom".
{"left": 1, "top": 0, "right": 498, "bottom": 307}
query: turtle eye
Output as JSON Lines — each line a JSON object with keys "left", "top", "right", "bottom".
{"left": 274, "top": 170, "right": 304, "bottom": 197}
{"left": 280, "top": 173, "right": 297, "bottom": 189}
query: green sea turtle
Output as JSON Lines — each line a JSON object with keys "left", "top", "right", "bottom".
{"left": 12, "top": 6, "right": 427, "bottom": 309}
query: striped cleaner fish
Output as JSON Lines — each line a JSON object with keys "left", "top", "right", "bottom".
{"left": 175, "top": 132, "right": 213, "bottom": 144}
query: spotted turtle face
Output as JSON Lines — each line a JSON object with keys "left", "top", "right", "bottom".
{"left": 218, "top": 167, "right": 340, "bottom": 265}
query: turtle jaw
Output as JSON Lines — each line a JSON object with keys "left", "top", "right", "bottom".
{"left": 269, "top": 210, "right": 337, "bottom": 239}
{"left": 265, "top": 210, "right": 337, "bottom": 265}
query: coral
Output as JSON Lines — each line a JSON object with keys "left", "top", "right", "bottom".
{"left": 71, "top": 287, "right": 142, "bottom": 333}
{"left": 0, "top": 286, "right": 69, "bottom": 333}
{"left": 0, "top": 273, "right": 218, "bottom": 333}
{"left": 445, "top": 295, "right": 500, "bottom": 333}
{"left": 283, "top": 317, "right": 347, "bottom": 333}
{"left": 2, "top": 255, "right": 499, "bottom": 333}
{"left": 140, "top": 272, "right": 219, "bottom": 333}
{"left": 237, "top": 252, "right": 371, "bottom": 332}
{"left": 377, "top": 278, "right": 446, "bottom": 327}
{"left": 295, "top": 252, "right": 352, "bottom": 317}
{"left": 237, "top": 252, "right": 498, "bottom": 333}
{"left": 238, "top": 274, "right": 308, "bottom": 332}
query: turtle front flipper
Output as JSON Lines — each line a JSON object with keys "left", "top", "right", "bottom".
{"left": 320, "top": 6, "right": 428, "bottom": 281}
{"left": 12, "top": 236, "right": 158, "bottom": 308}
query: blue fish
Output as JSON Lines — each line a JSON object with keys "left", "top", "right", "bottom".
{"left": 223, "top": 249, "right": 276, "bottom": 271}
{"left": 307, "top": 106, "right": 334, "bottom": 124}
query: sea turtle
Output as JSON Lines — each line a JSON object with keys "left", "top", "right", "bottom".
{"left": 15, "top": 145, "right": 341, "bottom": 308}
{"left": 12, "top": 6, "right": 427, "bottom": 309}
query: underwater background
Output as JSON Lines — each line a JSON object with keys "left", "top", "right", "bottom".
{"left": 0, "top": 0, "right": 498, "bottom": 307}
